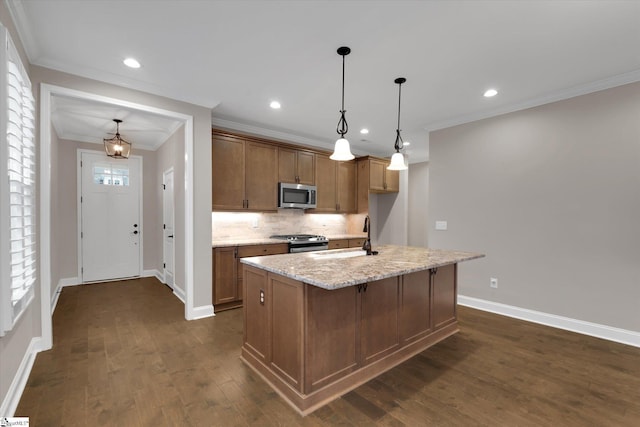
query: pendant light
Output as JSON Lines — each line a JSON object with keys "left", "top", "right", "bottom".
{"left": 387, "top": 77, "right": 408, "bottom": 171}
{"left": 330, "top": 46, "right": 355, "bottom": 161}
{"left": 103, "top": 119, "right": 131, "bottom": 159}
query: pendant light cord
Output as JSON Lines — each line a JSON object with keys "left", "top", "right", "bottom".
{"left": 394, "top": 79, "right": 404, "bottom": 152}
{"left": 336, "top": 51, "right": 348, "bottom": 138}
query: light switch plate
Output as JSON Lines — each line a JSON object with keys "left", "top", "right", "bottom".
{"left": 435, "top": 221, "right": 448, "bottom": 231}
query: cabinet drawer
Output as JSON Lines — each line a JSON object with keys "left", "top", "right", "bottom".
{"left": 238, "top": 243, "right": 289, "bottom": 258}
{"left": 328, "top": 239, "right": 349, "bottom": 250}
{"left": 348, "top": 238, "right": 365, "bottom": 248}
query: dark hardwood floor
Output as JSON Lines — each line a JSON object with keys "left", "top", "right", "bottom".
{"left": 16, "top": 277, "right": 640, "bottom": 426}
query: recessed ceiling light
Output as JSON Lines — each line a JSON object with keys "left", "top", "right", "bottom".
{"left": 403, "top": 141, "right": 411, "bottom": 146}
{"left": 484, "top": 88, "right": 498, "bottom": 98}
{"left": 123, "top": 58, "right": 141, "bottom": 69}
{"left": 270, "top": 101, "right": 281, "bottom": 109}
{"left": 360, "top": 128, "right": 369, "bottom": 134}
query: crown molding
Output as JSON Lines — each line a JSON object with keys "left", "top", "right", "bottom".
{"left": 425, "top": 69, "right": 640, "bottom": 132}
{"left": 211, "top": 116, "right": 335, "bottom": 152}
{"left": 5, "top": 0, "right": 39, "bottom": 63}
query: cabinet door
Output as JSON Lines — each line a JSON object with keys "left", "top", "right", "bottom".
{"left": 314, "top": 154, "right": 337, "bottom": 212}
{"left": 296, "top": 151, "right": 315, "bottom": 185}
{"left": 399, "top": 270, "right": 431, "bottom": 344}
{"left": 360, "top": 277, "right": 400, "bottom": 365}
{"left": 385, "top": 168, "right": 400, "bottom": 192}
{"left": 213, "top": 247, "right": 237, "bottom": 304}
{"left": 305, "top": 285, "right": 358, "bottom": 393}
{"left": 337, "top": 161, "right": 356, "bottom": 213}
{"left": 432, "top": 264, "right": 457, "bottom": 329}
{"left": 369, "top": 160, "right": 386, "bottom": 192}
{"left": 245, "top": 141, "right": 278, "bottom": 211}
{"left": 212, "top": 136, "right": 245, "bottom": 210}
{"left": 278, "top": 148, "right": 297, "bottom": 183}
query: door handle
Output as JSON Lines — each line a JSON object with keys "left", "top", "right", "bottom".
{"left": 168, "top": 235, "right": 174, "bottom": 238}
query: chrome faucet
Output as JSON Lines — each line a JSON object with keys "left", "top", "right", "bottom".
{"left": 362, "top": 215, "right": 373, "bottom": 255}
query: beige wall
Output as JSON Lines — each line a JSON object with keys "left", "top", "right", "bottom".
{"left": 408, "top": 161, "right": 429, "bottom": 247}
{"left": 29, "top": 66, "right": 213, "bottom": 310}
{"left": 0, "top": 3, "right": 40, "bottom": 413}
{"left": 429, "top": 82, "right": 640, "bottom": 332}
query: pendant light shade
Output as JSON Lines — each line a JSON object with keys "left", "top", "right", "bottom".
{"left": 388, "top": 152, "right": 407, "bottom": 170}
{"left": 104, "top": 119, "right": 131, "bottom": 159}
{"left": 387, "top": 77, "right": 408, "bottom": 171}
{"left": 330, "top": 46, "right": 355, "bottom": 161}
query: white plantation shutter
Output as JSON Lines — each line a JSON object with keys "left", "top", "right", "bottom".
{"left": 1, "top": 25, "right": 36, "bottom": 336}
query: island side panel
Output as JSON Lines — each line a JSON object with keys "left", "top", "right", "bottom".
{"left": 360, "top": 276, "right": 401, "bottom": 365}
{"left": 270, "top": 273, "right": 304, "bottom": 392}
{"left": 399, "top": 270, "right": 432, "bottom": 344}
{"left": 304, "top": 284, "right": 359, "bottom": 393}
{"left": 432, "top": 264, "right": 457, "bottom": 329}
{"left": 243, "top": 265, "right": 270, "bottom": 364}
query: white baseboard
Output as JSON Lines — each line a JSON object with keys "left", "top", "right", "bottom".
{"left": 191, "top": 304, "right": 214, "bottom": 320}
{"left": 173, "top": 285, "right": 186, "bottom": 303}
{"left": 51, "top": 277, "right": 81, "bottom": 314}
{"left": 142, "top": 269, "right": 163, "bottom": 282}
{"left": 0, "top": 337, "right": 42, "bottom": 416}
{"left": 458, "top": 295, "right": 640, "bottom": 348}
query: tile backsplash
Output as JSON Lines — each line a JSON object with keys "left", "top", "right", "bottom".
{"left": 212, "top": 210, "right": 365, "bottom": 240}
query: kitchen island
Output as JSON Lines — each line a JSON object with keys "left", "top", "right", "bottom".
{"left": 240, "top": 245, "right": 484, "bottom": 415}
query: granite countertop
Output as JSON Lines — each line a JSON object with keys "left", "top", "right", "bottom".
{"left": 212, "top": 234, "right": 367, "bottom": 248}
{"left": 240, "top": 245, "right": 484, "bottom": 290}
{"left": 212, "top": 237, "right": 287, "bottom": 248}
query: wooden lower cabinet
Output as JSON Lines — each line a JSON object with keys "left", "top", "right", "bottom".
{"left": 241, "top": 263, "right": 460, "bottom": 415}
{"left": 328, "top": 238, "right": 366, "bottom": 250}
{"left": 213, "top": 243, "right": 288, "bottom": 311}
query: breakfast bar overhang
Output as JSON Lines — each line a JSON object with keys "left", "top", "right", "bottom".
{"left": 240, "top": 245, "right": 484, "bottom": 415}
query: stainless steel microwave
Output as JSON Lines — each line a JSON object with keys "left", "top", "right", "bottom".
{"left": 278, "top": 183, "right": 317, "bottom": 209}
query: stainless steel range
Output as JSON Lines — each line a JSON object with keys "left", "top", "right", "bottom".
{"left": 270, "top": 234, "right": 329, "bottom": 253}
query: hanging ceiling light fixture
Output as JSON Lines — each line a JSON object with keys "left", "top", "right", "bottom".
{"left": 330, "top": 46, "right": 355, "bottom": 161}
{"left": 103, "top": 119, "right": 131, "bottom": 159}
{"left": 388, "top": 77, "right": 408, "bottom": 171}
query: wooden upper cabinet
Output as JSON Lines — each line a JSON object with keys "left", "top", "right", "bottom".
{"left": 245, "top": 141, "right": 278, "bottom": 211}
{"left": 369, "top": 160, "right": 387, "bottom": 192}
{"left": 356, "top": 156, "right": 399, "bottom": 213}
{"left": 314, "top": 154, "right": 337, "bottom": 212}
{"left": 367, "top": 158, "right": 399, "bottom": 193}
{"left": 279, "top": 148, "right": 315, "bottom": 185}
{"left": 212, "top": 132, "right": 278, "bottom": 211}
{"left": 212, "top": 135, "right": 245, "bottom": 210}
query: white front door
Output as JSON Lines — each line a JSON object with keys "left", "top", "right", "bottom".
{"left": 163, "top": 168, "right": 175, "bottom": 288}
{"left": 80, "top": 152, "right": 141, "bottom": 282}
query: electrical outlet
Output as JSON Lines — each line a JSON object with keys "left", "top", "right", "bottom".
{"left": 252, "top": 218, "right": 259, "bottom": 228}
{"left": 435, "top": 221, "right": 448, "bottom": 231}
{"left": 490, "top": 278, "right": 498, "bottom": 289}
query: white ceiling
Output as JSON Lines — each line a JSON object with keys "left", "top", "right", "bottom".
{"left": 9, "top": 0, "right": 640, "bottom": 161}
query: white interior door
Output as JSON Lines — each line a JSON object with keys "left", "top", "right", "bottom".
{"left": 81, "top": 152, "right": 141, "bottom": 282}
{"left": 163, "top": 168, "right": 175, "bottom": 288}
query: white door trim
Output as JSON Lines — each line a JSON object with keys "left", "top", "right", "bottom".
{"left": 76, "top": 150, "right": 144, "bottom": 282}
{"left": 162, "top": 167, "right": 175, "bottom": 289}
{"left": 40, "top": 83, "right": 196, "bottom": 351}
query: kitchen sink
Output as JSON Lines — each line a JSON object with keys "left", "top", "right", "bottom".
{"left": 310, "top": 250, "right": 367, "bottom": 260}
